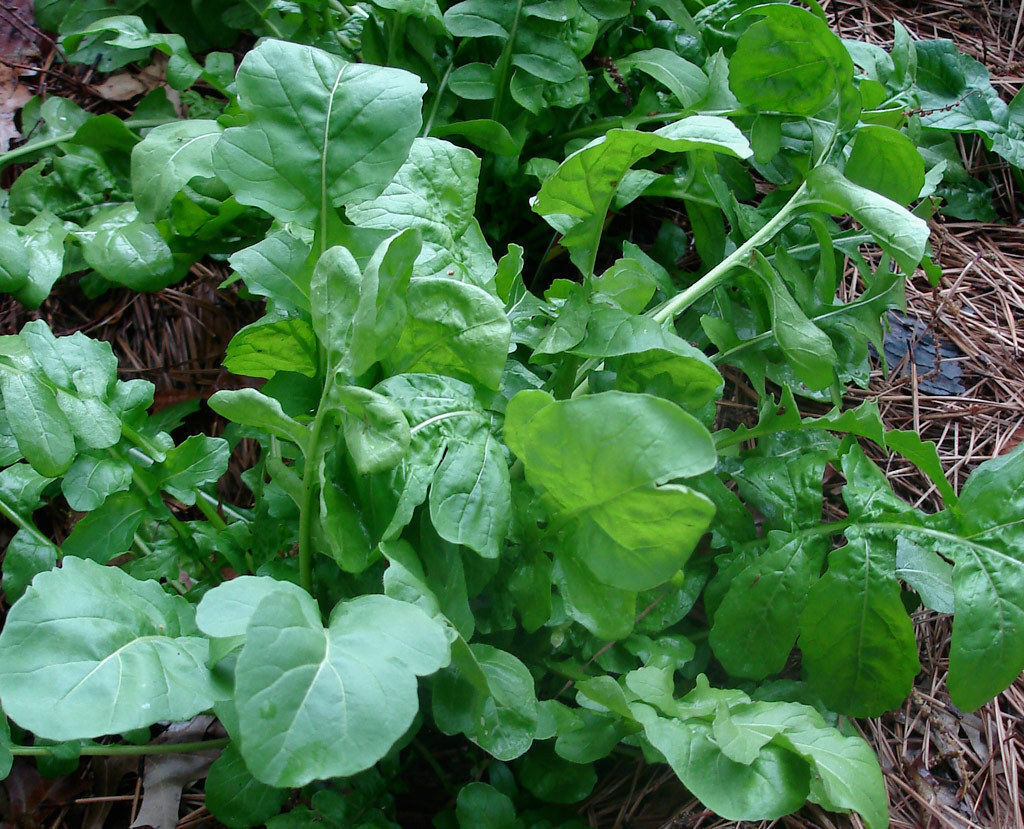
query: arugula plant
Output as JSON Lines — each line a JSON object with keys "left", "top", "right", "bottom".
{"left": 1, "top": 1, "right": 1023, "bottom": 826}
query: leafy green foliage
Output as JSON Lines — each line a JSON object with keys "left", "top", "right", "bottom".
{"left": 0, "top": 1, "right": 1022, "bottom": 826}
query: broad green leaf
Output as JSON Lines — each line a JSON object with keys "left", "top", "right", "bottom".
{"left": 752, "top": 255, "right": 838, "bottom": 391}
{"left": 729, "top": 4, "right": 854, "bottom": 116}
{"left": 710, "top": 533, "right": 829, "bottom": 679}
{"left": 154, "top": 435, "right": 230, "bottom": 505}
{"left": 518, "top": 742, "right": 597, "bottom": 804}
{"left": 433, "top": 643, "right": 538, "bottom": 761}
{"left": 0, "top": 461, "right": 52, "bottom": 513}
{"left": 845, "top": 126, "right": 925, "bottom": 206}
{"left": 616, "top": 49, "right": 708, "bottom": 108}
{"left": 532, "top": 118, "right": 751, "bottom": 276}
{"left": 387, "top": 277, "right": 511, "bottom": 390}
{"left": 634, "top": 705, "right": 810, "bottom": 820}
{"left": 318, "top": 476, "right": 374, "bottom": 573}
{"left": 131, "top": 120, "right": 224, "bottom": 220}
{"left": 209, "top": 389, "right": 309, "bottom": 450}
{"left": 61, "top": 454, "right": 132, "bottom": 511}
{"left": 946, "top": 443, "right": 1024, "bottom": 710}
{"left": 10, "top": 213, "right": 68, "bottom": 309}
{"left": 311, "top": 230, "right": 420, "bottom": 377}
{"left": 0, "top": 220, "right": 29, "bottom": 292}
{"left": 505, "top": 391, "right": 716, "bottom": 590}
{"left": 79, "top": 206, "right": 177, "bottom": 291}
{"left": 235, "top": 591, "right": 449, "bottom": 787}
{"left": 62, "top": 489, "right": 149, "bottom": 562}
{"left": 807, "top": 165, "right": 929, "bottom": 276}
{"left": 224, "top": 318, "right": 319, "bottom": 380}
{"left": 196, "top": 575, "right": 309, "bottom": 641}
{"left": 800, "top": 530, "right": 920, "bottom": 715}
{"left": 2, "top": 529, "right": 58, "bottom": 604}
{"left": 332, "top": 385, "right": 411, "bottom": 475}
{"left": 228, "top": 228, "right": 312, "bottom": 314}
{"left": 455, "top": 783, "right": 518, "bottom": 829}
{"left": 0, "top": 557, "right": 220, "bottom": 741}
{"left": 0, "top": 369, "right": 75, "bottom": 477}
{"left": 429, "top": 419, "right": 510, "bottom": 559}
{"left": 205, "top": 743, "right": 289, "bottom": 829}
{"left": 552, "top": 550, "right": 635, "bottom": 639}
{"left": 346, "top": 138, "right": 497, "bottom": 287}
{"left": 430, "top": 120, "right": 519, "bottom": 156}
{"left": 212, "top": 40, "right": 426, "bottom": 225}
{"left": 19, "top": 320, "right": 117, "bottom": 399}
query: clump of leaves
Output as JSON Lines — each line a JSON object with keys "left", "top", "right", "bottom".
{"left": 1, "top": 1, "right": 1023, "bottom": 827}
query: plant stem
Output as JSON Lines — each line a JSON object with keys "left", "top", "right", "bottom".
{"left": 297, "top": 385, "right": 333, "bottom": 593}
{"left": 651, "top": 182, "right": 809, "bottom": 325}
{"left": 0, "top": 495, "right": 57, "bottom": 551}
{"left": 10, "top": 738, "right": 229, "bottom": 758}
{"left": 490, "top": 0, "right": 525, "bottom": 122}
{"left": 421, "top": 62, "right": 453, "bottom": 138}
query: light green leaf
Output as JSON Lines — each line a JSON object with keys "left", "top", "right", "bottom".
{"left": 10, "top": 213, "right": 68, "bottom": 310}
{"left": 845, "top": 125, "right": 925, "bottom": 205}
{"left": 212, "top": 40, "right": 426, "bottom": 224}
{"left": 808, "top": 165, "right": 929, "bottom": 276}
{"left": 195, "top": 575, "right": 309, "bottom": 641}
{"left": 0, "top": 557, "right": 220, "bottom": 741}
{"left": 209, "top": 389, "right": 309, "bottom": 450}
{"left": 61, "top": 454, "right": 132, "bottom": 511}
{"left": 332, "top": 385, "right": 411, "bottom": 475}
{"left": 224, "top": 318, "right": 319, "bottom": 380}
{"left": 729, "top": 4, "right": 854, "bottom": 116}
{"left": 155, "top": 435, "right": 230, "bottom": 505}
{"left": 387, "top": 277, "right": 511, "bottom": 390}
{"left": 347, "top": 138, "right": 497, "bottom": 287}
{"left": 505, "top": 390, "right": 716, "bottom": 590}
{"left": 228, "top": 229, "right": 312, "bottom": 314}
{"left": 2, "top": 529, "right": 58, "bottom": 604}
{"left": 895, "top": 536, "right": 954, "bottom": 614}
{"left": 235, "top": 591, "right": 450, "bottom": 787}
{"left": 433, "top": 643, "right": 538, "bottom": 761}
{"left": 616, "top": 49, "right": 708, "bottom": 108}
{"left": 131, "top": 120, "right": 224, "bottom": 220}
{"left": 79, "top": 206, "right": 176, "bottom": 291}
{"left": 532, "top": 118, "right": 751, "bottom": 277}
{"left": 0, "top": 369, "right": 75, "bottom": 478}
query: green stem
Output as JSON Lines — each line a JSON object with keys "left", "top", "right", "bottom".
{"left": 386, "top": 14, "right": 406, "bottom": 65}
{"left": 297, "top": 384, "right": 334, "bottom": 593}
{"left": 10, "top": 738, "right": 229, "bottom": 758}
{"left": 490, "top": 0, "right": 525, "bottom": 122}
{"left": 651, "top": 182, "right": 809, "bottom": 325}
{"left": 0, "top": 118, "right": 177, "bottom": 168}
{"left": 0, "top": 496, "right": 55, "bottom": 551}
{"left": 421, "top": 62, "right": 454, "bottom": 138}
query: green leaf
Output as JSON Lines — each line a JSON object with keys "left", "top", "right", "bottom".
{"left": 505, "top": 391, "right": 716, "bottom": 590}
{"left": 228, "top": 229, "right": 312, "bottom": 314}
{"left": 800, "top": 529, "right": 920, "bottom": 715}
{"left": 224, "top": 318, "right": 319, "bottom": 380}
{"left": 205, "top": 743, "right": 289, "bottom": 829}
{"left": 62, "top": 490, "right": 148, "bottom": 562}
{"left": 517, "top": 742, "right": 597, "bottom": 804}
{"left": 895, "top": 536, "right": 954, "bottom": 614}
{"left": 433, "top": 643, "right": 538, "bottom": 761}
{"left": 61, "top": 454, "right": 132, "bottom": 511}
{"left": 0, "top": 219, "right": 29, "bottom": 293}
{"left": 807, "top": 165, "right": 929, "bottom": 276}
{"left": 946, "top": 443, "right": 1024, "bottom": 710}
{"left": 0, "top": 557, "right": 220, "bottom": 741}
{"left": 710, "top": 533, "right": 829, "bottom": 679}
{"left": 196, "top": 575, "right": 309, "bottom": 641}
{"left": 131, "top": 120, "right": 224, "bottom": 220}
{"left": 845, "top": 126, "right": 925, "bottom": 206}
{"left": 311, "top": 230, "right": 420, "bottom": 377}
{"left": 387, "top": 277, "right": 511, "bottom": 390}
{"left": 209, "top": 389, "right": 309, "bottom": 450}
{"left": 235, "top": 591, "right": 450, "bottom": 787}
{"left": 430, "top": 120, "right": 519, "bottom": 156}
{"left": 346, "top": 138, "right": 497, "bottom": 287}
{"left": 532, "top": 118, "right": 751, "bottom": 277}
{"left": 2, "top": 529, "right": 59, "bottom": 604}
{"left": 616, "top": 49, "right": 708, "bottom": 108}
{"left": 729, "top": 4, "right": 854, "bottom": 116}
{"left": 332, "top": 385, "right": 411, "bottom": 475}
{"left": 79, "top": 206, "right": 177, "bottom": 291}
{"left": 0, "top": 368, "right": 75, "bottom": 478}
{"left": 155, "top": 435, "right": 229, "bottom": 505}
{"left": 455, "top": 783, "right": 518, "bottom": 829}
{"left": 212, "top": 40, "right": 426, "bottom": 225}
{"left": 634, "top": 705, "right": 810, "bottom": 820}
{"left": 9, "top": 213, "right": 68, "bottom": 310}
{"left": 552, "top": 551, "right": 635, "bottom": 639}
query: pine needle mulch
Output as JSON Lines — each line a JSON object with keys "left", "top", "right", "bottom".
{"left": 1, "top": 0, "right": 1023, "bottom": 826}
